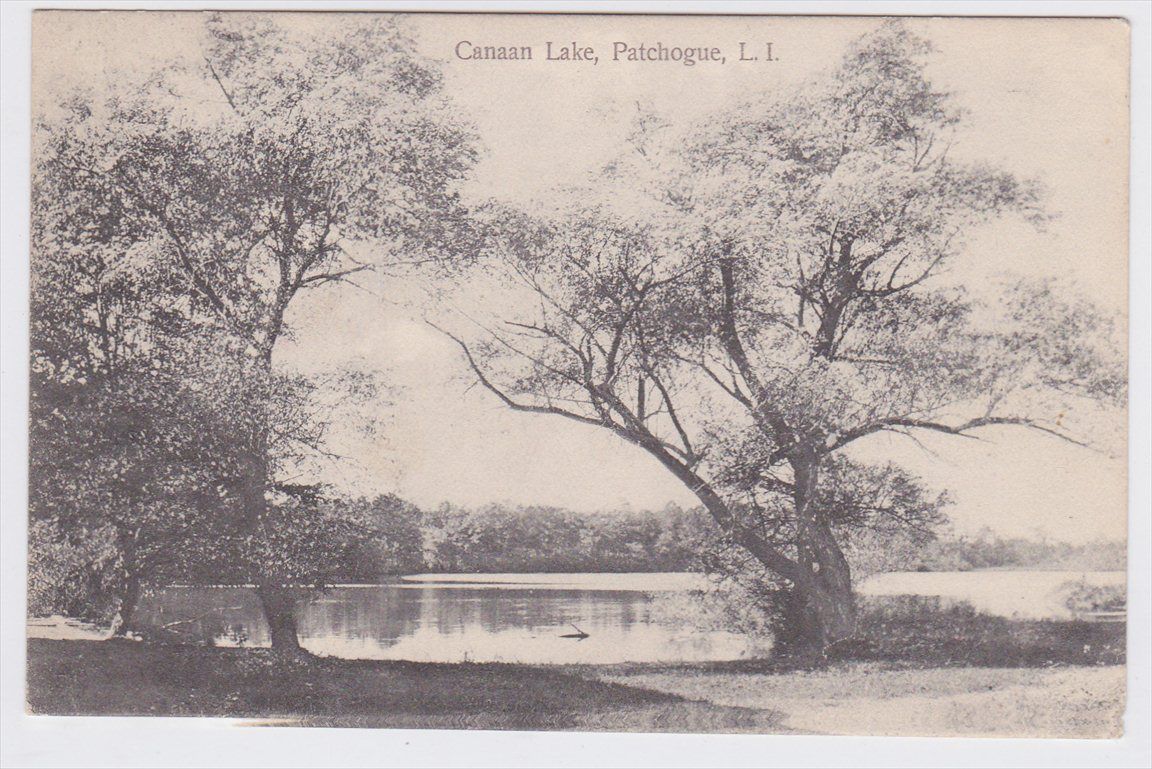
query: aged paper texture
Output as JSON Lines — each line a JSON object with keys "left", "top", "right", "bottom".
{"left": 26, "top": 10, "right": 1129, "bottom": 737}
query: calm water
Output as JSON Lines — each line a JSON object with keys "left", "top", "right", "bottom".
{"left": 132, "top": 570, "right": 1124, "bottom": 663}
{"left": 134, "top": 573, "right": 768, "bottom": 664}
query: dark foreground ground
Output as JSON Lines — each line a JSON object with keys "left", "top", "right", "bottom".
{"left": 26, "top": 639, "right": 787, "bottom": 732}
{"left": 27, "top": 610, "right": 1127, "bottom": 736}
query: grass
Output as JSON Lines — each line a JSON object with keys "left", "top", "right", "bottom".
{"left": 571, "top": 603, "right": 1128, "bottom": 737}
{"left": 836, "top": 596, "right": 1126, "bottom": 667}
{"left": 25, "top": 639, "right": 786, "bottom": 732}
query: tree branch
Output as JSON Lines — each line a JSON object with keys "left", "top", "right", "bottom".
{"left": 826, "top": 414, "right": 1092, "bottom": 453}
{"left": 429, "top": 322, "right": 607, "bottom": 429}
{"left": 205, "top": 58, "right": 238, "bottom": 111}
{"left": 299, "top": 263, "right": 374, "bottom": 288}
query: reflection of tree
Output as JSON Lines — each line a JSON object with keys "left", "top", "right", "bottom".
{"left": 297, "top": 587, "right": 424, "bottom": 647}
{"left": 134, "top": 584, "right": 757, "bottom": 663}
{"left": 133, "top": 587, "right": 265, "bottom": 644}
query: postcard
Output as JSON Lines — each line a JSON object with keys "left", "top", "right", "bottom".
{"left": 25, "top": 10, "right": 1129, "bottom": 738}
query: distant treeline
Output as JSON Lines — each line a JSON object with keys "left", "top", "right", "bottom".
{"left": 333, "top": 497, "right": 1125, "bottom": 580}
{"left": 910, "top": 529, "right": 1126, "bottom": 572}
{"left": 338, "top": 498, "right": 714, "bottom": 580}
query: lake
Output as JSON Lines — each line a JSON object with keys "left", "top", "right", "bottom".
{"left": 130, "top": 570, "right": 1124, "bottom": 664}
{"left": 133, "top": 573, "right": 769, "bottom": 664}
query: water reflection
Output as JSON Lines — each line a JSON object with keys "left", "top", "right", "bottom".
{"left": 134, "top": 577, "right": 771, "bottom": 663}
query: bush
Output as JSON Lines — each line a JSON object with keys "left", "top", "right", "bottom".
{"left": 839, "top": 596, "right": 1125, "bottom": 667}
{"left": 27, "top": 519, "right": 121, "bottom": 623}
{"left": 1060, "top": 580, "right": 1126, "bottom": 613}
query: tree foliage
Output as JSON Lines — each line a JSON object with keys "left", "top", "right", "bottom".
{"left": 421, "top": 503, "right": 713, "bottom": 574}
{"left": 439, "top": 22, "right": 1125, "bottom": 649}
{"left": 30, "top": 14, "right": 477, "bottom": 640}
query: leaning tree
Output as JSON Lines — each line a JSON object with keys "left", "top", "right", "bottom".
{"left": 36, "top": 14, "right": 477, "bottom": 649}
{"left": 438, "top": 24, "right": 1125, "bottom": 652}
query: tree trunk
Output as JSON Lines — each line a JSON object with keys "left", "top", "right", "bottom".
{"left": 788, "top": 454, "right": 857, "bottom": 654}
{"left": 241, "top": 465, "right": 305, "bottom": 650}
{"left": 237, "top": 357, "right": 306, "bottom": 653}
{"left": 788, "top": 521, "right": 857, "bottom": 653}
{"left": 108, "top": 573, "right": 141, "bottom": 638}
{"left": 617, "top": 408, "right": 856, "bottom": 655}
{"left": 257, "top": 586, "right": 304, "bottom": 654}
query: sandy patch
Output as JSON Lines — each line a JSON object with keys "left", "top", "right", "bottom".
{"left": 27, "top": 616, "right": 110, "bottom": 641}
{"left": 594, "top": 664, "right": 1126, "bottom": 738}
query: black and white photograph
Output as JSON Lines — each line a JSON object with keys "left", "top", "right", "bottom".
{"left": 3, "top": 4, "right": 1148, "bottom": 761}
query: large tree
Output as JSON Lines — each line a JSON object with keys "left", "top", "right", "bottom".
{"left": 29, "top": 149, "right": 248, "bottom": 634}
{"left": 35, "top": 14, "right": 476, "bottom": 649}
{"left": 439, "top": 24, "right": 1125, "bottom": 652}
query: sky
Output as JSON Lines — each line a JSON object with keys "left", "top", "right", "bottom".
{"left": 33, "top": 12, "right": 1130, "bottom": 541}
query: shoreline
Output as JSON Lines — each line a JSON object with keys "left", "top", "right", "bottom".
{"left": 26, "top": 638, "right": 1124, "bottom": 737}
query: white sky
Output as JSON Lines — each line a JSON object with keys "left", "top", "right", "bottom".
{"left": 34, "top": 12, "right": 1129, "bottom": 541}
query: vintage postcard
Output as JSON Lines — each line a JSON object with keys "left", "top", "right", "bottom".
{"left": 25, "top": 10, "right": 1129, "bottom": 738}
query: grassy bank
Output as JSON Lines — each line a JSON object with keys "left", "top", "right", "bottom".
{"left": 839, "top": 597, "right": 1126, "bottom": 668}
{"left": 26, "top": 639, "right": 786, "bottom": 732}
{"left": 573, "top": 607, "right": 1128, "bottom": 737}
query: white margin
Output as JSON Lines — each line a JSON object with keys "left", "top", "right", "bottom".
{"left": 1, "top": 2, "right": 1149, "bottom": 767}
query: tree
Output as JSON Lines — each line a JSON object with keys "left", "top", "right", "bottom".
{"left": 339, "top": 494, "right": 426, "bottom": 579}
{"left": 437, "top": 23, "right": 1125, "bottom": 653}
{"left": 35, "top": 14, "right": 476, "bottom": 649}
{"left": 29, "top": 157, "right": 248, "bottom": 635}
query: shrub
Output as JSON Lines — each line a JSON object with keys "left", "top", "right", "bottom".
{"left": 27, "top": 519, "right": 121, "bottom": 623}
{"left": 1060, "top": 580, "right": 1126, "bottom": 613}
{"left": 839, "top": 595, "right": 1125, "bottom": 667}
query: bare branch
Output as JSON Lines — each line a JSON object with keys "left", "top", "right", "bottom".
{"left": 826, "top": 414, "right": 1093, "bottom": 453}
{"left": 204, "top": 58, "right": 238, "bottom": 111}
{"left": 299, "top": 263, "right": 374, "bottom": 288}
{"left": 429, "top": 321, "right": 607, "bottom": 429}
